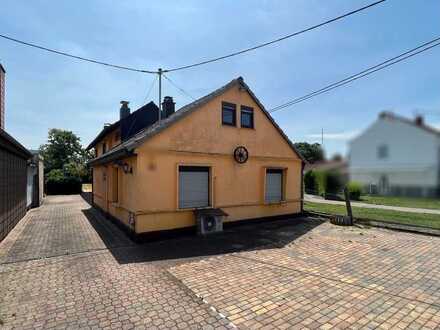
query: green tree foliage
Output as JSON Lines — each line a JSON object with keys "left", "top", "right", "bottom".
{"left": 39, "top": 129, "right": 92, "bottom": 194}
{"left": 305, "top": 170, "right": 344, "bottom": 198}
{"left": 294, "top": 142, "right": 324, "bottom": 163}
{"left": 39, "top": 129, "right": 84, "bottom": 172}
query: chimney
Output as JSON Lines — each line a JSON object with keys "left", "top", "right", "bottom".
{"left": 0, "top": 63, "right": 5, "bottom": 130}
{"left": 415, "top": 115, "right": 424, "bottom": 126}
{"left": 120, "top": 100, "right": 130, "bottom": 120}
{"left": 162, "top": 96, "right": 175, "bottom": 118}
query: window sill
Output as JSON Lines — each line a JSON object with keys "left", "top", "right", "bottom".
{"left": 264, "top": 200, "right": 287, "bottom": 205}
{"left": 177, "top": 206, "right": 213, "bottom": 212}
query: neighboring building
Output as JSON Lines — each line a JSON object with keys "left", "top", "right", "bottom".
{"left": 0, "top": 63, "right": 5, "bottom": 129}
{"left": 0, "top": 63, "right": 38, "bottom": 242}
{"left": 349, "top": 111, "right": 440, "bottom": 197}
{"left": 87, "top": 77, "right": 304, "bottom": 238}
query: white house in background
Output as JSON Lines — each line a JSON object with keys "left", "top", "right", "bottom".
{"left": 349, "top": 111, "right": 440, "bottom": 197}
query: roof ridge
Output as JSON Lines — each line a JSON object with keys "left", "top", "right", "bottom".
{"left": 379, "top": 111, "right": 440, "bottom": 136}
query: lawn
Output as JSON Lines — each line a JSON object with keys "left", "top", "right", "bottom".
{"left": 305, "top": 201, "right": 440, "bottom": 230}
{"left": 360, "top": 195, "right": 440, "bottom": 210}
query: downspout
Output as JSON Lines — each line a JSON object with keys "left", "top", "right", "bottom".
{"left": 91, "top": 167, "right": 94, "bottom": 205}
{"left": 301, "top": 161, "right": 305, "bottom": 213}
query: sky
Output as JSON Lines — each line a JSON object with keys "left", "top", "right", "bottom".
{"left": 1, "top": 0, "right": 439, "bottom": 157}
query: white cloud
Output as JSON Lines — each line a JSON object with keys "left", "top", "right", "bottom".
{"left": 306, "top": 130, "right": 359, "bottom": 141}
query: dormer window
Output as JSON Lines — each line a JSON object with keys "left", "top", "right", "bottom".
{"left": 222, "top": 102, "right": 236, "bottom": 126}
{"left": 377, "top": 144, "right": 388, "bottom": 159}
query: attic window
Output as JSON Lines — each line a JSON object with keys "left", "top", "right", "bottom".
{"left": 241, "top": 106, "right": 254, "bottom": 129}
{"left": 102, "top": 143, "right": 107, "bottom": 154}
{"left": 222, "top": 102, "right": 236, "bottom": 126}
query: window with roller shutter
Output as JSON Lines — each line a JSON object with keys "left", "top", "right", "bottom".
{"left": 179, "top": 166, "right": 210, "bottom": 209}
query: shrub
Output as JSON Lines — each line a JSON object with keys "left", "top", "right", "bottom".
{"left": 347, "top": 181, "right": 362, "bottom": 201}
{"left": 314, "top": 170, "right": 327, "bottom": 196}
{"left": 304, "top": 170, "right": 318, "bottom": 194}
{"left": 46, "top": 169, "right": 82, "bottom": 195}
{"left": 325, "top": 170, "right": 344, "bottom": 194}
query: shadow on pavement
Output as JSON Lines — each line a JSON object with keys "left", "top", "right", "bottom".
{"left": 80, "top": 194, "right": 324, "bottom": 265}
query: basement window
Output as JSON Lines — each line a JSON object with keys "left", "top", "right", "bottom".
{"left": 222, "top": 102, "right": 236, "bottom": 126}
{"left": 241, "top": 106, "right": 254, "bottom": 129}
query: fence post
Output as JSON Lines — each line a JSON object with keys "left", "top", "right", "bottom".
{"left": 343, "top": 187, "right": 353, "bottom": 225}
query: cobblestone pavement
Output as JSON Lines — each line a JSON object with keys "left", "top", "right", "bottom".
{"left": 3, "top": 195, "right": 440, "bottom": 329}
{"left": 170, "top": 224, "right": 440, "bottom": 329}
{"left": 0, "top": 196, "right": 233, "bottom": 329}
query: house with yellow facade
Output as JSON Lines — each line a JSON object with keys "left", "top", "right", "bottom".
{"left": 87, "top": 77, "right": 305, "bottom": 238}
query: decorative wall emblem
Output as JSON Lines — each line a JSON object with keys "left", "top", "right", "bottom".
{"left": 234, "top": 146, "right": 249, "bottom": 164}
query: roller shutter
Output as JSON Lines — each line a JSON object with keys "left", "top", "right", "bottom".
{"left": 179, "top": 166, "right": 210, "bottom": 209}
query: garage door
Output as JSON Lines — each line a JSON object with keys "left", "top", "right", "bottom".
{"left": 179, "top": 166, "right": 210, "bottom": 209}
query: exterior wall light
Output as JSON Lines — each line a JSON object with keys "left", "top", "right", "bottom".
{"left": 122, "top": 163, "right": 132, "bottom": 174}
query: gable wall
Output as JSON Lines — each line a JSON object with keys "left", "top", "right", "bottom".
{"left": 91, "top": 84, "right": 303, "bottom": 234}
{"left": 129, "top": 85, "right": 302, "bottom": 233}
{"left": 349, "top": 118, "right": 440, "bottom": 190}
{"left": 95, "top": 128, "right": 121, "bottom": 157}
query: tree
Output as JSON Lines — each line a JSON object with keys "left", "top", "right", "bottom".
{"left": 39, "top": 129, "right": 85, "bottom": 173}
{"left": 294, "top": 142, "right": 325, "bottom": 163}
{"left": 39, "top": 129, "right": 92, "bottom": 194}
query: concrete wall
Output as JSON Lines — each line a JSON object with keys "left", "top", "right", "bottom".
{"left": 92, "top": 83, "right": 302, "bottom": 234}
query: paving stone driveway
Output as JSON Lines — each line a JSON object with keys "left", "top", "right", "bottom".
{"left": 0, "top": 196, "right": 232, "bottom": 329}
{"left": 1, "top": 195, "right": 440, "bottom": 329}
{"left": 170, "top": 224, "right": 440, "bottom": 329}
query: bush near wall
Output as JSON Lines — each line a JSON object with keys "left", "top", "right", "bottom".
{"left": 347, "top": 181, "right": 363, "bottom": 200}
{"left": 45, "top": 169, "right": 82, "bottom": 195}
{"left": 304, "top": 170, "right": 345, "bottom": 198}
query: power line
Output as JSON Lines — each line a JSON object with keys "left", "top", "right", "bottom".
{"left": 163, "top": 74, "right": 196, "bottom": 101}
{"left": 142, "top": 75, "right": 158, "bottom": 104}
{"left": 164, "top": 0, "right": 386, "bottom": 72}
{"left": 0, "top": 0, "right": 385, "bottom": 75}
{"left": 269, "top": 37, "right": 440, "bottom": 113}
{"left": 0, "top": 33, "right": 158, "bottom": 74}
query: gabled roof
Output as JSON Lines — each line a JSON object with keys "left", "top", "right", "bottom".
{"left": 86, "top": 101, "right": 159, "bottom": 150}
{"left": 379, "top": 111, "right": 440, "bottom": 137}
{"left": 88, "top": 77, "right": 305, "bottom": 166}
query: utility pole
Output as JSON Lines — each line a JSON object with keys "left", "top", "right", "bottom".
{"left": 321, "top": 128, "right": 324, "bottom": 146}
{"left": 158, "top": 68, "right": 163, "bottom": 123}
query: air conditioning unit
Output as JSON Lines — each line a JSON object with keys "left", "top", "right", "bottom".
{"left": 194, "top": 209, "right": 228, "bottom": 235}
